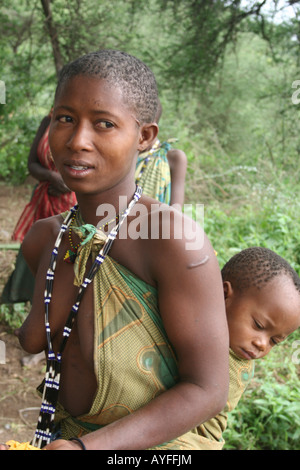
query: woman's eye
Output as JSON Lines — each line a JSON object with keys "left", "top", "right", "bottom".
{"left": 97, "top": 121, "right": 114, "bottom": 129}
{"left": 57, "top": 115, "right": 73, "bottom": 123}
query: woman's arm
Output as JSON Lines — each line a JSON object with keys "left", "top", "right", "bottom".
{"left": 18, "top": 217, "right": 61, "bottom": 354}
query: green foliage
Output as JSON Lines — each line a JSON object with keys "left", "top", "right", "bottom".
{"left": 2, "top": 1, "right": 300, "bottom": 184}
{"left": 0, "top": 302, "right": 29, "bottom": 332}
{"left": 201, "top": 169, "right": 300, "bottom": 274}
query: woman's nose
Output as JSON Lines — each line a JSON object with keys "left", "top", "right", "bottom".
{"left": 67, "top": 123, "right": 94, "bottom": 152}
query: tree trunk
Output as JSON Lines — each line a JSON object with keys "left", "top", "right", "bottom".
{"left": 40, "top": 0, "right": 64, "bottom": 76}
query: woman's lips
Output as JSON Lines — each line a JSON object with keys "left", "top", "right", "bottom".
{"left": 69, "top": 165, "right": 89, "bottom": 170}
{"left": 63, "top": 161, "right": 94, "bottom": 176}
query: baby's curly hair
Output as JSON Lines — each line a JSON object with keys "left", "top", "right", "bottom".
{"left": 221, "top": 246, "right": 300, "bottom": 294}
{"left": 55, "top": 49, "right": 159, "bottom": 124}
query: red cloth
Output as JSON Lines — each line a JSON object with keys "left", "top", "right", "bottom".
{"left": 12, "top": 125, "right": 76, "bottom": 243}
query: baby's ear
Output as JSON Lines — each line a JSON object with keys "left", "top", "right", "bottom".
{"left": 138, "top": 123, "right": 159, "bottom": 152}
{"left": 223, "top": 281, "right": 233, "bottom": 299}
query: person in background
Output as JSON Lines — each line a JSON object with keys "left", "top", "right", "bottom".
{"left": 1, "top": 111, "right": 76, "bottom": 304}
{"left": 13, "top": 109, "right": 76, "bottom": 242}
{"left": 135, "top": 101, "right": 187, "bottom": 208}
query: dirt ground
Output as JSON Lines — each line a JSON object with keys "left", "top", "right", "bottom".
{"left": 0, "top": 181, "right": 43, "bottom": 444}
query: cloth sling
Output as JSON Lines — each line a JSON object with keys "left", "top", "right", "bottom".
{"left": 33, "top": 192, "right": 254, "bottom": 449}
{"left": 51, "top": 255, "right": 180, "bottom": 446}
{"left": 49, "top": 258, "right": 254, "bottom": 450}
{"left": 47, "top": 206, "right": 183, "bottom": 447}
{"left": 135, "top": 140, "right": 171, "bottom": 204}
{"left": 193, "top": 349, "right": 255, "bottom": 449}
{"left": 45, "top": 218, "right": 254, "bottom": 450}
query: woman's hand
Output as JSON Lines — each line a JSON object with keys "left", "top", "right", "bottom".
{"left": 43, "top": 439, "right": 84, "bottom": 450}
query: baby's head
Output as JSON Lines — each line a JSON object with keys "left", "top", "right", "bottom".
{"left": 55, "top": 49, "right": 159, "bottom": 125}
{"left": 221, "top": 247, "right": 300, "bottom": 360}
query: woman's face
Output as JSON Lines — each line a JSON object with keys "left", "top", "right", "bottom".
{"left": 49, "top": 75, "right": 143, "bottom": 196}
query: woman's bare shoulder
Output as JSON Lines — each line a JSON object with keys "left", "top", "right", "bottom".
{"left": 22, "top": 214, "right": 64, "bottom": 274}
{"left": 137, "top": 199, "right": 213, "bottom": 276}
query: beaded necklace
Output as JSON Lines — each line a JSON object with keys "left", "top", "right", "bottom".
{"left": 64, "top": 210, "right": 124, "bottom": 264}
{"left": 32, "top": 186, "right": 142, "bottom": 449}
{"left": 63, "top": 211, "right": 81, "bottom": 263}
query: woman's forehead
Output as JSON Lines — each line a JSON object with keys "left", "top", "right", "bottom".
{"left": 55, "top": 75, "right": 136, "bottom": 116}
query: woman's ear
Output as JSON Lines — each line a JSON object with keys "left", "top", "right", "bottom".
{"left": 223, "top": 281, "right": 233, "bottom": 300}
{"left": 138, "top": 123, "right": 159, "bottom": 152}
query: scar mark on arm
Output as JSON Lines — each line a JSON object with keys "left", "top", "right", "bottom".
{"left": 187, "top": 255, "right": 210, "bottom": 269}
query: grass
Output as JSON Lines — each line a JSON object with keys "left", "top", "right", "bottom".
{"left": 185, "top": 155, "right": 300, "bottom": 272}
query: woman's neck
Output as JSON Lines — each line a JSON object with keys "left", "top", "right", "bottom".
{"left": 75, "top": 180, "right": 137, "bottom": 227}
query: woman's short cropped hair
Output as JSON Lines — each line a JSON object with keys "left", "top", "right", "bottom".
{"left": 55, "top": 49, "right": 159, "bottom": 124}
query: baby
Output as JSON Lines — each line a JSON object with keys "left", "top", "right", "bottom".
{"left": 195, "top": 246, "right": 300, "bottom": 449}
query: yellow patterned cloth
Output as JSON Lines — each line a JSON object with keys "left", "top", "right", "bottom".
{"left": 54, "top": 254, "right": 180, "bottom": 441}
{"left": 52, "top": 214, "right": 183, "bottom": 445}
{"left": 135, "top": 140, "right": 171, "bottom": 204}
{"left": 6, "top": 440, "right": 40, "bottom": 450}
{"left": 192, "top": 349, "right": 255, "bottom": 449}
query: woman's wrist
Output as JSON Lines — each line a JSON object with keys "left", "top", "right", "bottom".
{"left": 69, "top": 437, "right": 87, "bottom": 450}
